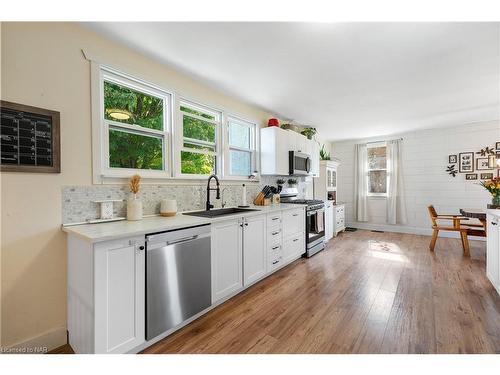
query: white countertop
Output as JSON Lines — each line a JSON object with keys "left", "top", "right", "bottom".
{"left": 487, "top": 208, "right": 500, "bottom": 218}
{"left": 62, "top": 204, "right": 306, "bottom": 243}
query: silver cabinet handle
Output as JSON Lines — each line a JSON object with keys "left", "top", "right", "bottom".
{"left": 272, "top": 231, "right": 280, "bottom": 235}
{"left": 292, "top": 214, "right": 298, "bottom": 217}
{"left": 272, "top": 245, "right": 280, "bottom": 250}
{"left": 272, "top": 260, "right": 279, "bottom": 265}
{"left": 272, "top": 217, "right": 280, "bottom": 221}
{"left": 138, "top": 245, "right": 145, "bottom": 251}
{"left": 167, "top": 235, "right": 198, "bottom": 246}
{"left": 293, "top": 238, "right": 299, "bottom": 242}
{"left": 492, "top": 222, "right": 498, "bottom": 226}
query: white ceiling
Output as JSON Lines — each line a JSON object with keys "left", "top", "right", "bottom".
{"left": 85, "top": 22, "right": 500, "bottom": 141}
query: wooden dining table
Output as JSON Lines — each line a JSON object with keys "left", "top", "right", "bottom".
{"left": 460, "top": 208, "right": 487, "bottom": 235}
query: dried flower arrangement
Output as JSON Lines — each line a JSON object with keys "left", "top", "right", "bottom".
{"left": 129, "top": 174, "right": 141, "bottom": 199}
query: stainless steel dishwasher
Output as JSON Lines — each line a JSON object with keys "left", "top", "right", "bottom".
{"left": 145, "top": 224, "right": 211, "bottom": 340}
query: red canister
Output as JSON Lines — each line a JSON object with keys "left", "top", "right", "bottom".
{"left": 267, "top": 118, "right": 279, "bottom": 127}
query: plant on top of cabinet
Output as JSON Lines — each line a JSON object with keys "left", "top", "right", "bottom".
{"left": 320, "top": 144, "right": 331, "bottom": 160}
{"left": 127, "top": 174, "right": 143, "bottom": 221}
{"left": 300, "top": 127, "right": 317, "bottom": 140}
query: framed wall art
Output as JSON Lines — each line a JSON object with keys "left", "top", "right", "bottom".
{"left": 448, "top": 155, "right": 457, "bottom": 163}
{"left": 465, "top": 173, "right": 478, "bottom": 180}
{"left": 480, "top": 173, "right": 493, "bottom": 180}
{"left": 476, "top": 157, "right": 491, "bottom": 171}
{"left": 458, "top": 152, "right": 474, "bottom": 173}
{"left": 496, "top": 141, "right": 500, "bottom": 150}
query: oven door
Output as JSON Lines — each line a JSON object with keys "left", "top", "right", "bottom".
{"left": 306, "top": 208, "right": 325, "bottom": 245}
{"left": 289, "top": 151, "right": 311, "bottom": 175}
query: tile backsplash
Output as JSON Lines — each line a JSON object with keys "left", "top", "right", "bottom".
{"left": 62, "top": 175, "right": 312, "bottom": 224}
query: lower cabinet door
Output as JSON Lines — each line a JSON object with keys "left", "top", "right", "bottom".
{"left": 486, "top": 214, "right": 499, "bottom": 291}
{"left": 243, "top": 214, "right": 267, "bottom": 286}
{"left": 212, "top": 219, "right": 243, "bottom": 302}
{"left": 94, "top": 236, "right": 145, "bottom": 354}
{"left": 283, "top": 233, "right": 304, "bottom": 264}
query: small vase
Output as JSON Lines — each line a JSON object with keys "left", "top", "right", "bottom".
{"left": 127, "top": 196, "right": 143, "bottom": 221}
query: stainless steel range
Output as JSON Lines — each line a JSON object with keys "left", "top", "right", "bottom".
{"left": 281, "top": 188, "right": 325, "bottom": 257}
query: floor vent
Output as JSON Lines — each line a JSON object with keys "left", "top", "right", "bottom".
{"left": 345, "top": 227, "right": 357, "bottom": 232}
{"left": 371, "top": 230, "right": 385, "bottom": 233}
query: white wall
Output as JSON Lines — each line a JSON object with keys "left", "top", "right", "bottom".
{"left": 332, "top": 121, "right": 499, "bottom": 236}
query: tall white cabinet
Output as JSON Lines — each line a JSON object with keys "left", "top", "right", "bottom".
{"left": 314, "top": 159, "right": 340, "bottom": 202}
{"left": 486, "top": 212, "right": 500, "bottom": 294}
{"left": 260, "top": 127, "right": 319, "bottom": 176}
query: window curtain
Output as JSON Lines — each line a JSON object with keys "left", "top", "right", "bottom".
{"left": 354, "top": 143, "right": 368, "bottom": 222}
{"left": 386, "top": 139, "right": 407, "bottom": 225}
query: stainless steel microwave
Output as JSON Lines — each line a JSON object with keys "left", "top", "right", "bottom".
{"left": 289, "top": 151, "right": 311, "bottom": 175}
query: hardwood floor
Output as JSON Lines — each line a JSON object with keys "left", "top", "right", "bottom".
{"left": 52, "top": 230, "right": 500, "bottom": 354}
{"left": 142, "top": 230, "right": 499, "bottom": 354}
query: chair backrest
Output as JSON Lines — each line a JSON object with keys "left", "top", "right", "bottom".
{"left": 427, "top": 205, "right": 437, "bottom": 227}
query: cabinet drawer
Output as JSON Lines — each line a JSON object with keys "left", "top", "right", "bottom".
{"left": 335, "top": 206, "right": 344, "bottom": 215}
{"left": 268, "top": 243, "right": 282, "bottom": 257}
{"left": 269, "top": 256, "right": 283, "bottom": 271}
{"left": 282, "top": 208, "right": 304, "bottom": 238}
{"left": 267, "top": 212, "right": 282, "bottom": 227}
{"left": 267, "top": 228, "right": 282, "bottom": 245}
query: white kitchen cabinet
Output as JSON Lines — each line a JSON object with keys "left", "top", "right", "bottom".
{"left": 67, "top": 235, "right": 145, "bottom": 354}
{"left": 260, "top": 127, "right": 320, "bottom": 176}
{"left": 314, "top": 159, "right": 340, "bottom": 201}
{"left": 283, "top": 233, "right": 305, "bottom": 264}
{"left": 332, "top": 204, "right": 346, "bottom": 236}
{"left": 282, "top": 207, "right": 304, "bottom": 239}
{"left": 243, "top": 215, "right": 267, "bottom": 286}
{"left": 486, "top": 213, "right": 500, "bottom": 294}
{"left": 211, "top": 219, "right": 243, "bottom": 302}
{"left": 325, "top": 201, "right": 334, "bottom": 241}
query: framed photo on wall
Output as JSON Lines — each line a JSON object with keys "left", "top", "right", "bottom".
{"left": 448, "top": 155, "right": 457, "bottom": 163}
{"left": 476, "top": 157, "right": 491, "bottom": 171}
{"left": 481, "top": 173, "right": 493, "bottom": 180}
{"left": 465, "top": 173, "right": 478, "bottom": 180}
{"left": 496, "top": 141, "right": 500, "bottom": 150}
{"left": 459, "top": 152, "right": 474, "bottom": 173}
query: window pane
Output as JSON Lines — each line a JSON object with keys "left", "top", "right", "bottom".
{"left": 229, "top": 121, "right": 251, "bottom": 149}
{"left": 367, "top": 146, "right": 386, "bottom": 169}
{"left": 369, "top": 170, "right": 387, "bottom": 193}
{"left": 180, "top": 105, "right": 216, "bottom": 121}
{"left": 109, "top": 128, "right": 163, "bottom": 170}
{"left": 104, "top": 81, "right": 163, "bottom": 130}
{"left": 230, "top": 150, "right": 251, "bottom": 176}
{"left": 183, "top": 115, "right": 216, "bottom": 143}
{"left": 181, "top": 151, "right": 215, "bottom": 175}
{"left": 183, "top": 142, "right": 215, "bottom": 152}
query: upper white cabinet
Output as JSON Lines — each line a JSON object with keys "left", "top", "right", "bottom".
{"left": 261, "top": 127, "right": 320, "bottom": 176}
{"left": 243, "top": 215, "right": 267, "bottom": 286}
{"left": 486, "top": 213, "right": 500, "bottom": 294}
{"left": 314, "top": 159, "right": 340, "bottom": 201}
{"left": 211, "top": 219, "right": 244, "bottom": 302}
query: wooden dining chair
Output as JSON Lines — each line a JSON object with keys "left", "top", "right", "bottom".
{"left": 427, "top": 205, "right": 485, "bottom": 257}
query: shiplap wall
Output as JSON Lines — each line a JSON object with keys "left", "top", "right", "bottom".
{"left": 331, "top": 120, "right": 499, "bottom": 236}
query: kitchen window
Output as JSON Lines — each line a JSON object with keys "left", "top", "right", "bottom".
{"left": 97, "top": 66, "right": 172, "bottom": 178}
{"left": 179, "top": 100, "right": 221, "bottom": 176}
{"left": 226, "top": 116, "right": 256, "bottom": 177}
{"left": 367, "top": 142, "right": 387, "bottom": 196}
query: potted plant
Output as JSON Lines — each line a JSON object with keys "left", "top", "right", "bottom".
{"left": 127, "top": 174, "right": 143, "bottom": 221}
{"left": 300, "top": 127, "right": 317, "bottom": 140}
{"left": 479, "top": 177, "right": 500, "bottom": 208}
{"left": 287, "top": 178, "right": 298, "bottom": 186}
{"left": 320, "top": 144, "right": 331, "bottom": 160}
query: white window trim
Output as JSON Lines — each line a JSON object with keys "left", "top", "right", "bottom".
{"left": 91, "top": 61, "right": 260, "bottom": 184}
{"left": 224, "top": 115, "right": 258, "bottom": 179}
{"left": 91, "top": 63, "right": 174, "bottom": 183}
{"left": 366, "top": 141, "right": 388, "bottom": 197}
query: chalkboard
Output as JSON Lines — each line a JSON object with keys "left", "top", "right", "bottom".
{"left": 1, "top": 101, "right": 60, "bottom": 173}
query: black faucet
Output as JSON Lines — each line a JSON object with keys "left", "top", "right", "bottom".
{"left": 206, "top": 174, "right": 220, "bottom": 211}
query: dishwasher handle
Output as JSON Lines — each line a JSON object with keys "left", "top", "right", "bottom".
{"left": 166, "top": 235, "right": 198, "bottom": 246}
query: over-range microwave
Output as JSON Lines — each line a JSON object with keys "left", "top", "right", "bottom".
{"left": 289, "top": 151, "right": 311, "bottom": 175}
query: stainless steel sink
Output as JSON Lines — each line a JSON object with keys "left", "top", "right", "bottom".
{"left": 183, "top": 207, "right": 260, "bottom": 218}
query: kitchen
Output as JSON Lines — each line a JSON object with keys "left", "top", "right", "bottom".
{"left": 1, "top": 10, "right": 500, "bottom": 371}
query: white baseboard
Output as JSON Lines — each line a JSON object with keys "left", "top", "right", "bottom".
{"left": 347, "top": 222, "right": 486, "bottom": 242}
{"left": 2, "top": 327, "right": 67, "bottom": 354}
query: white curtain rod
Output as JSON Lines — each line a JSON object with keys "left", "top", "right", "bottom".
{"left": 365, "top": 137, "right": 403, "bottom": 144}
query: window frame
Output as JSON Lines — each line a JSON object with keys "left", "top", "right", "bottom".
{"left": 175, "top": 98, "right": 223, "bottom": 179}
{"left": 366, "top": 141, "right": 388, "bottom": 197}
{"left": 225, "top": 115, "right": 258, "bottom": 179}
{"left": 93, "top": 64, "right": 173, "bottom": 180}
